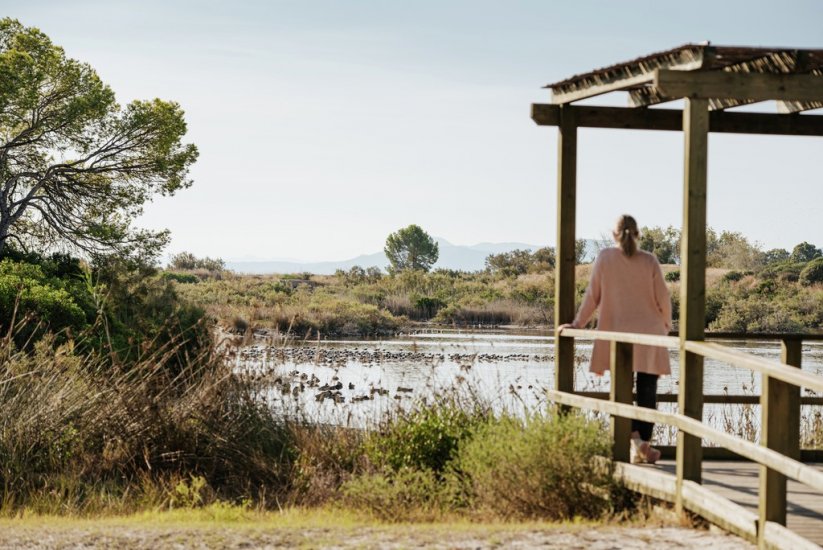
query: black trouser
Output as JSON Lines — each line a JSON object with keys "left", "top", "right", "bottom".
{"left": 631, "top": 372, "right": 658, "bottom": 441}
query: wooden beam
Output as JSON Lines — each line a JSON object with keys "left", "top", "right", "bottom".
{"left": 684, "top": 341, "right": 823, "bottom": 394}
{"left": 655, "top": 69, "right": 823, "bottom": 103}
{"left": 531, "top": 104, "right": 823, "bottom": 136}
{"left": 610, "top": 341, "right": 633, "bottom": 462}
{"left": 777, "top": 99, "right": 823, "bottom": 113}
{"left": 548, "top": 47, "right": 709, "bottom": 105}
{"left": 551, "top": 72, "right": 655, "bottom": 105}
{"left": 631, "top": 50, "right": 799, "bottom": 110}
{"left": 627, "top": 87, "right": 761, "bottom": 111}
{"left": 560, "top": 327, "right": 679, "bottom": 348}
{"left": 616, "top": 463, "right": 820, "bottom": 549}
{"left": 546, "top": 390, "right": 823, "bottom": 494}
{"left": 615, "top": 463, "right": 760, "bottom": 543}
{"left": 627, "top": 86, "right": 673, "bottom": 108}
{"left": 758, "top": 339, "right": 802, "bottom": 543}
{"left": 677, "top": 98, "right": 709, "bottom": 512}
{"left": 575, "top": 391, "right": 823, "bottom": 406}
{"left": 545, "top": 389, "right": 823, "bottom": 493}
{"left": 554, "top": 105, "right": 577, "bottom": 397}
{"left": 777, "top": 63, "right": 823, "bottom": 112}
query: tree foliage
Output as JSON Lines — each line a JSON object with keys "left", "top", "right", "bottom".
{"left": 485, "top": 247, "right": 555, "bottom": 277}
{"left": 800, "top": 258, "right": 823, "bottom": 286}
{"left": 384, "top": 225, "right": 439, "bottom": 272}
{"left": 168, "top": 251, "right": 225, "bottom": 272}
{"left": 763, "top": 248, "right": 790, "bottom": 265}
{"left": 0, "top": 19, "right": 198, "bottom": 260}
{"left": 706, "top": 230, "right": 764, "bottom": 271}
{"left": 790, "top": 242, "right": 823, "bottom": 263}
{"left": 638, "top": 226, "right": 680, "bottom": 264}
{"left": 574, "top": 239, "right": 588, "bottom": 264}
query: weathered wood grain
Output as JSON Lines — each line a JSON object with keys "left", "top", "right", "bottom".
{"left": 554, "top": 105, "right": 576, "bottom": 396}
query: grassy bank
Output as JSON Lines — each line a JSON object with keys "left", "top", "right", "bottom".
{"left": 172, "top": 268, "right": 553, "bottom": 337}
{"left": 0, "top": 251, "right": 623, "bottom": 521}
{"left": 0, "top": 323, "right": 628, "bottom": 521}
{"left": 170, "top": 259, "right": 823, "bottom": 338}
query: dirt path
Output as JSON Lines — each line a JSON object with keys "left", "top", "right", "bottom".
{"left": 0, "top": 523, "right": 753, "bottom": 549}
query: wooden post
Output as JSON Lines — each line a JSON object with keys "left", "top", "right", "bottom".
{"left": 554, "top": 105, "right": 577, "bottom": 396}
{"left": 610, "top": 341, "right": 633, "bottom": 462}
{"left": 758, "top": 339, "right": 802, "bottom": 545}
{"left": 676, "top": 97, "right": 709, "bottom": 513}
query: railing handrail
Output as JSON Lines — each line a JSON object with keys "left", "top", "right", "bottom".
{"left": 558, "top": 327, "right": 823, "bottom": 342}
{"left": 559, "top": 327, "right": 680, "bottom": 348}
{"left": 557, "top": 327, "right": 823, "bottom": 393}
{"left": 685, "top": 340, "right": 823, "bottom": 394}
{"left": 547, "top": 389, "right": 823, "bottom": 493}
{"left": 576, "top": 391, "right": 823, "bottom": 405}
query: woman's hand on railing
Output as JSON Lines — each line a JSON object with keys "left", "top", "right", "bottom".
{"left": 557, "top": 322, "right": 576, "bottom": 334}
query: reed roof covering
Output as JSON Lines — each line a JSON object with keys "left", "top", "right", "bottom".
{"left": 546, "top": 44, "right": 823, "bottom": 111}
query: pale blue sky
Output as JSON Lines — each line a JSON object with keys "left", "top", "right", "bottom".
{"left": 5, "top": 0, "right": 822, "bottom": 260}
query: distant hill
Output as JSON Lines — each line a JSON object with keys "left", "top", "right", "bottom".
{"left": 226, "top": 238, "right": 544, "bottom": 274}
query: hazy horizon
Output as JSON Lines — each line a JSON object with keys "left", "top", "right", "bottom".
{"left": 6, "top": 1, "right": 822, "bottom": 262}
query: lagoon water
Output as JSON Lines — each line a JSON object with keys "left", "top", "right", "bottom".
{"left": 233, "top": 329, "right": 823, "bottom": 443}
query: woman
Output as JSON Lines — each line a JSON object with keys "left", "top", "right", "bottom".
{"left": 563, "top": 215, "right": 672, "bottom": 464}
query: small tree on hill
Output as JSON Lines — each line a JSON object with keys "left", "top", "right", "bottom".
{"left": 384, "top": 225, "right": 439, "bottom": 272}
{"left": 790, "top": 242, "right": 822, "bottom": 263}
{"left": 763, "top": 248, "right": 790, "bottom": 265}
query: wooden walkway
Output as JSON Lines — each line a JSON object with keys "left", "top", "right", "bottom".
{"left": 649, "top": 460, "right": 823, "bottom": 546}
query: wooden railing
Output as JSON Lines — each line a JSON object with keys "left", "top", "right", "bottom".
{"left": 552, "top": 327, "right": 823, "bottom": 549}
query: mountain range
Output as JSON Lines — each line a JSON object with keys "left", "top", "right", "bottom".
{"left": 225, "top": 238, "right": 545, "bottom": 274}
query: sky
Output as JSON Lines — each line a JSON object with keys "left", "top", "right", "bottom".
{"left": 4, "top": 0, "right": 822, "bottom": 261}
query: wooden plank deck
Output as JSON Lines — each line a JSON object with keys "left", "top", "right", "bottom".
{"left": 649, "top": 460, "right": 823, "bottom": 546}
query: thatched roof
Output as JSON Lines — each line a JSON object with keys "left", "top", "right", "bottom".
{"left": 546, "top": 44, "right": 823, "bottom": 112}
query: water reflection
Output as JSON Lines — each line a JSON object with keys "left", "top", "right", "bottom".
{"left": 233, "top": 329, "right": 823, "bottom": 444}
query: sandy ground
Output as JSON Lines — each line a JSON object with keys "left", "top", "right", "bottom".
{"left": 0, "top": 524, "right": 754, "bottom": 549}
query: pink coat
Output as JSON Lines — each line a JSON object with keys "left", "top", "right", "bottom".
{"left": 572, "top": 247, "right": 672, "bottom": 376}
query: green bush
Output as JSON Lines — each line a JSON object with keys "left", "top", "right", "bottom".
{"left": 0, "top": 259, "right": 88, "bottom": 346}
{"left": 366, "top": 400, "right": 487, "bottom": 474}
{"left": 722, "top": 270, "right": 745, "bottom": 283}
{"left": 664, "top": 270, "right": 680, "bottom": 282}
{"left": 800, "top": 258, "right": 823, "bottom": 286}
{"left": 452, "top": 411, "right": 613, "bottom": 520}
{"left": 161, "top": 271, "right": 201, "bottom": 284}
{"left": 760, "top": 261, "right": 805, "bottom": 282}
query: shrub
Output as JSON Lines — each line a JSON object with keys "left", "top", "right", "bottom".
{"left": 342, "top": 468, "right": 453, "bottom": 521}
{"left": 0, "top": 259, "right": 88, "bottom": 346}
{"left": 664, "top": 270, "right": 680, "bottom": 282}
{"left": 366, "top": 399, "right": 487, "bottom": 474}
{"left": 452, "top": 411, "right": 613, "bottom": 520}
{"left": 168, "top": 252, "right": 225, "bottom": 272}
{"left": 722, "top": 270, "right": 744, "bottom": 283}
{"left": 162, "top": 271, "right": 201, "bottom": 284}
{"left": 800, "top": 258, "right": 823, "bottom": 286}
{"left": 760, "top": 261, "right": 805, "bottom": 282}
{"left": 414, "top": 295, "right": 446, "bottom": 319}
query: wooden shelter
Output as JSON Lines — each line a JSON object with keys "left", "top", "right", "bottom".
{"left": 531, "top": 44, "right": 823, "bottom": 548}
